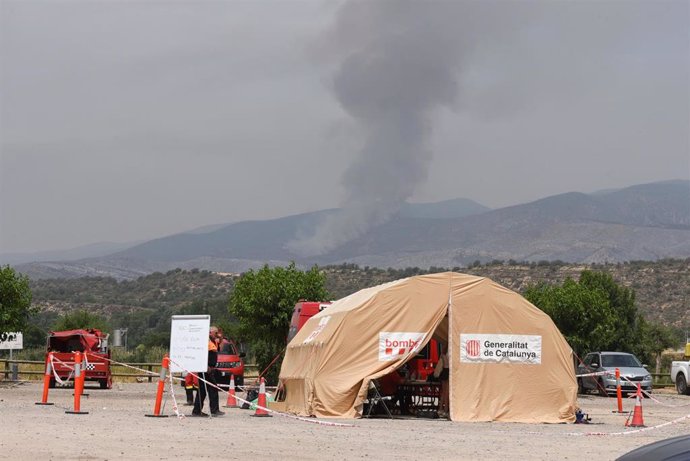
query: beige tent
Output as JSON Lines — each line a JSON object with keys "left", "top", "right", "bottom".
{"left": 278, "top": 272, "right": 577, "bottom": 423}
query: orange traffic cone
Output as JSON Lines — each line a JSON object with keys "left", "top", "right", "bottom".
{"left": 65, "top": 351, "right": 88, "bottom": 415}
{"left": 145, "top": 355, "right": 170, "bottom": 418}
{"left": 626, "top": 384, "right": 645, "bottom": 427}
{"left": 252, "top": 377, "right": 271, "bottom": 417}
{"left": 225, "top": 374, "right": 237, "bottom": 408}
{"left": 35, "top": 352, "right": 55, "bottom": 406}
{"left": 613, "top": 368, "right": 624, "bottom": 414}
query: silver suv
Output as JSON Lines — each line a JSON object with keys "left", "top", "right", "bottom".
{"left": 577, "top": 352, "right": 652, "bottom": 396}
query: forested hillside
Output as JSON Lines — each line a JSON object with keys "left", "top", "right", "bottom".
{"left": 26, "top": 259, "right": 690, "bottom": 350}
{"left": 27, "top": 269, "right": 237, "bottom": 349}
{"left": 324, "top": 259, "right": 690, "bottom": 329}
{"left": 31, "top": 268, "right": 235, "bottom": 308}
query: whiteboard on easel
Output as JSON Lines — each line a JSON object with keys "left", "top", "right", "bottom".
{"left": 169, "top": 315, "right": 210, "bottom": 372}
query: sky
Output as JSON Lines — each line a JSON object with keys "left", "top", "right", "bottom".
{"left": 1, "top": 0, "right": 688, "bottom": 254}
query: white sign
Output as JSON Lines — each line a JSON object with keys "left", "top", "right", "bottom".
{"left": 378, "top": 332, "right": 425, "bottom": 361}
{"left": 0, "top": 332, "right": 23, "bottom": 350}
{"left": 169, "top": 315, "right": 210, "bottom": 373}
{"left": 460, "top": 334, "right": 542, "bottom": 365}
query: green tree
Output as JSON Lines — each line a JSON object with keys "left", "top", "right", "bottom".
{"left": 0, "top": 265, "right": 34, "bottom": 333}
{"left": 524, "top": 278, "right": 617, "bottom": 356}
{"left": 633, "top": 320, "right": 678, "bottom": 369}
{"left": 578, "top": 271, "right": 637, "bottom": 352}
{"left": 525, "top": 270, "right": 676, "bottom": 363}
{"left": 52, "top": 310, "right": 110, "bottom": 332}
{"left": 228, "top": 263, "right": 329, "bottom": 384}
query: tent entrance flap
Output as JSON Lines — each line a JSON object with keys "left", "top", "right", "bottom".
{"left": 431, "top": 315, "right": 448, "bottom": 343}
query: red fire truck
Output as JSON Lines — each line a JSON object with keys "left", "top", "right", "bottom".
{"left": 46, "top": 329, "right": 112, "bottom": 389}
{"left": 287, "top": 300, "right": 332, "bottom": 342}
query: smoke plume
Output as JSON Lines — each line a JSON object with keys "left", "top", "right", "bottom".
{"left": 288, "top": 1, "right": 463, "bottom": 256}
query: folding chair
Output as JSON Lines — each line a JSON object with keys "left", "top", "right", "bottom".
{"left": 364, "top": 380, "right": 393, "bottom": 418}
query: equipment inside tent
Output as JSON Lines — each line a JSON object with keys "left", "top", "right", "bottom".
{"left": 277, "top": 272, "right": 576, "bottom": 423}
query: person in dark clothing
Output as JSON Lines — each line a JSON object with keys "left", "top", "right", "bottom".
{"left": 192, "top": 326, "right": 224, "bottom": 417}
{"left": 437, "top": 344, "right": 450, "bottom": 418}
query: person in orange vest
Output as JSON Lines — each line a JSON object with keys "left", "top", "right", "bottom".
{"left": 183, "top": 372, "right": 198, "bottom": 406}
{"left": 191, "top": 326, "right": 224, "bottom": 417}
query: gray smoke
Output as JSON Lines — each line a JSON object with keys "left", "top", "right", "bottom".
{"left": 288, "top": 1, "right": 464, "bottom": 256}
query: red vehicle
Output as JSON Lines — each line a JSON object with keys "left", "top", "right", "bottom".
{"left": 410, "top": 339, "right": 441, "bottom": 381}
{"left": 215, "top": 338, "right": 245, "bottom": 390}
{"left": 46, "top": 329, "right": 112, "bottom": 389}
{"left": 287, "top": 300, "right": 439, "bottom": 380}
{"left": 287, "top": 300, "right": 332, "bottom": 342}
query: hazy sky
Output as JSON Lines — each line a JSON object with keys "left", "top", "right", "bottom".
{"left": 1, "top": 0, "right": 688, "bottom": 254}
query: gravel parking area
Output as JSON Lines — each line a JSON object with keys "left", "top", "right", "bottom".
{"left": 1, "top": 382, "right": 689, "bottom": 460}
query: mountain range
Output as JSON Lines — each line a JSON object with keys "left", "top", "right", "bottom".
{"left": 11, "top": 180, "right": 690, "bottom": 280}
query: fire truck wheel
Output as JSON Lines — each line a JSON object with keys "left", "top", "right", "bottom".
{"left": 99, "top": 378, "right": 111, "bottom": 389}
{"left": 49, "top": 378, "right": 56, "bottom": 389}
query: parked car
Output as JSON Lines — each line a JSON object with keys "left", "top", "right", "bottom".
{"left": 576, "top": 351, "right": 652, "bottom": 396}
{"left": 215, "top": 338, "right": 245, "bottom": 390}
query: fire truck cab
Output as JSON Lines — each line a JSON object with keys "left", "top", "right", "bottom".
{"left": 287, "top": 300, "right": 332, "bottom": 343}
{"left": 46, "top": 329, "right": 112, "bottom": 389}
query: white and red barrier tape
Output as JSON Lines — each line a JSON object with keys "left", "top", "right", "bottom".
{"left": 570, "top": 410, "right": 690, "bottom": 437}
{"left": 570, "top": 372, "right": 690, "bottom": 434}
{"left": 167, "top": 368, "right": 185, "bottom": 420}
{"left": 49, "top": 355, "right": 75, "bottom": 385}
{"left": 50, "top": 354, "right": 75, "bottom": 371}
{"left": 487, "top": 411, "right": 690, "bottom": 438}
{"left": 78, "top": 353, "right": 353, "bottom": 427}
{"left": 167, "top": 358, "right": 354, "bottom": 428}
{"left": 575, "top": 370, "right": 613, "bottom": 378}
{"left": 577, "top": 370, "right": 690, "bottom": 409}
{"left": 82, "top": 352, "right": 161, "bottom": 377}
{"left": 615, "top": 375, "right": 690, "bottom": 408}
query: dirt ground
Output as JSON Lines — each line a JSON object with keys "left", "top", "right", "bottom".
{"left": 1, "top": 382, "right": 689, "bottom": 460}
